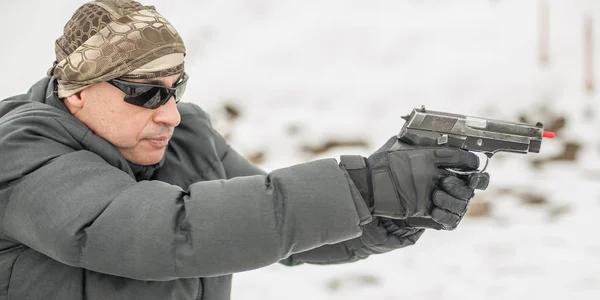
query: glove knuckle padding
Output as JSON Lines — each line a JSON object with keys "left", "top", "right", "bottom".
{"left": 433, "top": 148, "right": 479, "bottom": 170}
{"left": 404, "top": 152, "right": 434, "bottom": 215}
{"left": 431, "top": 207, "right": 460, "bottom": 227}
{"left": 403, "top": 217, "right": 444, "bottom": 230}
{"left": 372, "top": 149, "right": 439, "bottom": 218}
{"left": 441, "top": 177, "right": 474, "bottom": 201}
{"left": 468, "top": 172, "right": 490, "bottom": 190}
{"left": 433, "top": 190, "right": 468, "bottom": 214}
{"left": 371, "top": 166, "right": 402, "bottom": 217}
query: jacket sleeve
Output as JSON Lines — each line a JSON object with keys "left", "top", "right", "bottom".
{"left": 217, "top": 132, "right": 424, "bottom": 266}
{"left": 280, "top": 218, "right": 424, "bottom": 266}
{"left": 0, "top": 111, "right": 367, "bottom": 281}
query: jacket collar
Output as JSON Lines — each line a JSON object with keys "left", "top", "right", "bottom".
{"left": 45, "top": 77, "right": 166, "bottom": 181}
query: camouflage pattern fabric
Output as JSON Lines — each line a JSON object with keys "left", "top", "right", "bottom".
{"left": 49, "top": 0, "right": 186, "bottom": 98}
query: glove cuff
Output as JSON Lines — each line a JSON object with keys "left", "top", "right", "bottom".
{"left": 380, "top": 218, "right": 424, "bottom": 238}
{"left": 339, "top": 155, "right": 373, "bottom": 207}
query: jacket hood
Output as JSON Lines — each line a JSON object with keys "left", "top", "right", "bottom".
{"left": 0, "top": 76, "right": 164, "bottom": 180}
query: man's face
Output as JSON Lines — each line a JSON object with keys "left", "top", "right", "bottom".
{"left": 67, "top": 74, "right": 182, "bottom": 166}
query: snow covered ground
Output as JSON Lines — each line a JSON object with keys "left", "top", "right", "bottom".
{"left": 2, "top": 0, "right": 600, "bottom": 299}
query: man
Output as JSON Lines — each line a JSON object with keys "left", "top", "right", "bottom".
{"left": 0, "top": 1, "right": 489, "bottom": 299}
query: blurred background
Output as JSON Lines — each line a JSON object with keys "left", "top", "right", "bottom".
{"left": 2, "top": 0, "right": 600, "bottom": 299}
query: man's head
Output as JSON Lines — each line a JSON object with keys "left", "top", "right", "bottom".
{"left": 49, "top": 0, "right": 187, "bottom": 165}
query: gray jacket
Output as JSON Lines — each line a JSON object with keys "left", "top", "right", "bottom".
{"left": 0, "top": 77, "right": 420, "bottom": 300}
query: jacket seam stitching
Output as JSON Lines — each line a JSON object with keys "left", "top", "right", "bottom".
{"left": 219, "top": 145, "right": 231, "bottom": 162}
{"left": 5, "top": 246, "right": 27, "bottom": 299}
{"left": 75, "top": 181, "right": 138, "bottom": 266}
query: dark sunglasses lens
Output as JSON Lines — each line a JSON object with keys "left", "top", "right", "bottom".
{"left": 174, "top": 80, "right": 187, "bottom": 102}
{"left": 117, "top": 73, "right": 188, "bottom": 108}
{"left": 123, "top": 86, "right": 164, "bottom": 109}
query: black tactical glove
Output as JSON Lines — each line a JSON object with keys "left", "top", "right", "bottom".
{"left": 340, "top": 136, "right": 490, "bottom": 230}
{"left": 280, "top": 217, "right": 424, "bottom": 266}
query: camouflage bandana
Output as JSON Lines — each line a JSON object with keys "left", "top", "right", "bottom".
{"left": 49, "top": 0, "right": 186, "bottom": 98}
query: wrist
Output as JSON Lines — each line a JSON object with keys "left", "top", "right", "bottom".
{"left": 380, "top": 218, "right": 424, "bottom": 238}
{"left": 339, "top": 155, "right": 373, "bottom": 207}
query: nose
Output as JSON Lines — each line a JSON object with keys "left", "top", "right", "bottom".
{"left": 152, "top": 96, "right": 181, "bottom": 127}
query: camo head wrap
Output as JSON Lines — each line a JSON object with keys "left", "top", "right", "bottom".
{"left": 49, "top": 0, "right": 186, "bottom": 98}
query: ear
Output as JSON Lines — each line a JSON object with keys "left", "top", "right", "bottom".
{"left": 63, "top": 91, "right": 84, "bottom": 112}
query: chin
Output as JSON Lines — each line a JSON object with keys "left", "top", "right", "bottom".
{"left": 139, "top": 155, "right": 165, "bottom": 166}
{"left": 126, "top": 150, "right": 166, "bottom": 166}
{"left": 137, "top": 157, "right": 163, "bottom": 166}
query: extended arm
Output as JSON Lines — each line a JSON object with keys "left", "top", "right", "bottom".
{"left": 0, "top": 107, "right": 367, "bottom": 281}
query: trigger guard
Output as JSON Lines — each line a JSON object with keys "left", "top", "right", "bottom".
{"left": 447, "top": 152, "right": 490, "bottom": 175}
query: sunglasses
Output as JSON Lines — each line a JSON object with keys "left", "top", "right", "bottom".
{"left": 107, "top": 72, "right": 189, "bottom": 109}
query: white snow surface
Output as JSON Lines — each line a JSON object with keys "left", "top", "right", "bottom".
{"left": 2, "top": 0, "right": 600, "bottom": 299}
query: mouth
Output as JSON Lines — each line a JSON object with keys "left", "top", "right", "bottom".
{"left": 144, "top": 135, "right": 171, "bottom": 148}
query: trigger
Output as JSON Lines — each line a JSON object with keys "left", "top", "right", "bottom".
{"left": 479, "top": 153, "right": 491, "bottom": 173}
